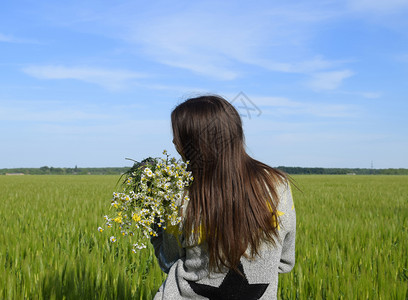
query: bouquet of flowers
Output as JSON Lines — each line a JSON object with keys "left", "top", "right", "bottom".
{"left": 98, "top": 150, "right": 193, "bottom": 251}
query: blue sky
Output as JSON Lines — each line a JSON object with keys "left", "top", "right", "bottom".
{"left": 1, "top": 0, "right": 408, "bottom": 168}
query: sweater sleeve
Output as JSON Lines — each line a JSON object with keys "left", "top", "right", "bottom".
{"left": 150, "top": 224, "right": 185, "bottom": 274}
{"left": 278, "top": 183, "right": 296, "bottom": 274}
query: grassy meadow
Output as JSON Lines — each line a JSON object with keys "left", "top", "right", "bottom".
{"left": 1, "top": 175, "right": 407, "bottom": 299}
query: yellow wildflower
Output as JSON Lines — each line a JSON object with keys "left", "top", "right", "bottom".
{"left": 132, "top": 213, "right": 141, "bottom": 222}
{"left": 113, "top": 215, "right": 123, "bottom": 224}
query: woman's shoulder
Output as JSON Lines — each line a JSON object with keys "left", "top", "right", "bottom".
{"left": 276, "top": 179, "right": 294, "bottom": 209}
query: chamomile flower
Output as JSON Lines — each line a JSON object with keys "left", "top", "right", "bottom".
{"left": 133, "top": 243, "right": 147, "bottom": 250}
{"left": 176, "top": 180, "right": 184, "bottom": 189}
{"left": 144, "top": 167, "right": 153, "bottom": 177}
{"left": 99, "top": 150, "right": 193, "bottom": 251}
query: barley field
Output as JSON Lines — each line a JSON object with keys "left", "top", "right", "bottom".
{"left": 1, "top": 175, "right": 407, "bottom": 299}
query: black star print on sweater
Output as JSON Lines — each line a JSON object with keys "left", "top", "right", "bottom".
{"left": 187, "top": 262, "right": 269, "bottom": 300}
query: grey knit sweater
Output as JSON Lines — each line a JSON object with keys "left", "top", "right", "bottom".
{"left": 151, "top": 182, "right": 296, "bottom": 300}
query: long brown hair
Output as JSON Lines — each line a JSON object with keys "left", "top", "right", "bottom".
{"left": 171, "top": 95, "right": 287, "bottom": 273}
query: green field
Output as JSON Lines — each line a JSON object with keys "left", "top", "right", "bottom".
{"left": 1, "top": 175, "right": 407, "bottom": 299}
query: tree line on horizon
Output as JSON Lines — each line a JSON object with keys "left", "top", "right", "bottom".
{"left": 276, "top": 166, "right": 408, "bottom": 175}
{"left": 1, "top": 165, "right": 408, "bottom": 175}
{"left": 0, "top": 166, "right": 130, "bottom": 176}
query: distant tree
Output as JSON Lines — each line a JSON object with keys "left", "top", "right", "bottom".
{"left": 39, "top": 166, "right": 50, "bottom": 174}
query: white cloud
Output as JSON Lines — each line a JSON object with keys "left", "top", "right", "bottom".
{"left": 339, "top": 91, "right": 382, "bottom": 99}
{"left": 142, "top": 83, "right": 210, "bottom": 95}
{"left": 127, "top": 11, "right": 251, "bottom": 80}
{"left": 119, "top": 4, "right": 357, "bottom": 92}
{"left": 31, "top": 119, "right": 169, "bottom": 136}
{"left": 247, "top": 57, "right": 336, "bottom": 74}
{"left": 396, "top": 53, "right": 408, "bottom": 63}
{"left": 290, "top": 57, "right": 351, "bottom": 73}
{"left": 0, "top": 103, "right": 110, "bottom": 122}
{"left": 24, "top": 2, "right": 353, "bottom": 86}
{"left": 22, "top": 65, "right": 146, "bottom": 90}
{"left": 160, "top": 58, "right": 240, "bottom": 81}
{"left": 0, "top": 33, "right": 14, "bottom": 42}
{"left": 124, "top": 3, "right": 343, "bottom": 80}
{"left": 360, "top": 92, "right": 382, "bottom": 99}
{"left": 0, "top": 33, "right": 37, "bottom": 43}
{"left": 233, "top": 95, "right": 357, "bottom": 118}
{"left": 306, "top": 70, "right": 354, "bottom": 91}
{"left": 242, "top": 96, "right": 301, "bottom": 108}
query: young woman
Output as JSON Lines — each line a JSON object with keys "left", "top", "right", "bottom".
{"left": 151, "top": 95, "right": 296, "bottom": 300}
